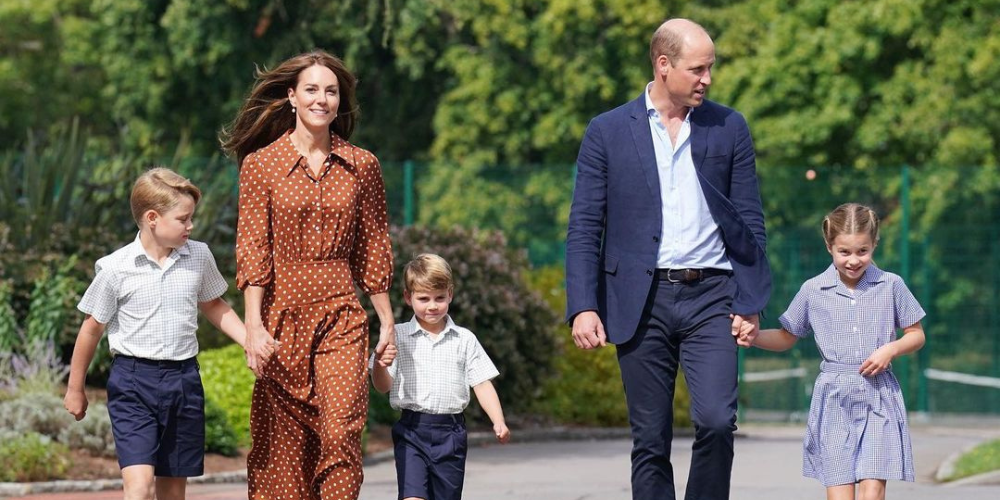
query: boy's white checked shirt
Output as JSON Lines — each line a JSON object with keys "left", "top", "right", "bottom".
{"left": 78, "top": 235, "right": 229, "bottom": 360}
{"left": 373, "top": 315, "right": 499, "bottom": 414}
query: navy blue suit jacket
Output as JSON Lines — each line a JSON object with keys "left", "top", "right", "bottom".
{"left": 565, "top": 95, "right": 771, "bottom": 345}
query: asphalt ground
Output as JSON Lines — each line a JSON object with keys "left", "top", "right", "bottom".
{"left": 4, "top": 423, "right": 999, "bottom": 499}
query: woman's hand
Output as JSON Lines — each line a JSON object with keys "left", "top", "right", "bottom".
{"left": 373, "top": 321, "right": 396, "bottom": 362}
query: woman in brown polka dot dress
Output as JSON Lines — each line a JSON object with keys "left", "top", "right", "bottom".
{"left": 221, "top": 50, "right": 396, "bottom": 500}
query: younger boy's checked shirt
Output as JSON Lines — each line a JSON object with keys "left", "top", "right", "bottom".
{"left": 78, "top": 236, "right": 229, "bottom": 361}
{"left": 779, "top": 264, "right": 926, "bottom": 365}
{"left": 373, "top": 315, "right": 499, "bottom": 415}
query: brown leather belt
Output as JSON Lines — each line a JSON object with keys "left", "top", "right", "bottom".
{"left": 654, "top": 268, "right": 731, "bottom": 283}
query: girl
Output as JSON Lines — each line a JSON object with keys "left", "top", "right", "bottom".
{"left": 751, "top": 203, "right": 925, "bottom": 500}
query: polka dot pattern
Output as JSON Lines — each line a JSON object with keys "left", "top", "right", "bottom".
{"left": 236, "top": 131, "right": 393, "bottom": 500}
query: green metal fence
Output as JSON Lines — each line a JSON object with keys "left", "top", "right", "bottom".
{"left": 385, "top": 160, "right": 1000, "bottom": 419}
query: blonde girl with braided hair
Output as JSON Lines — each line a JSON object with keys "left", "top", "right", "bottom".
{"left": 749, "top": 203, "right": 926, "bottom": 500}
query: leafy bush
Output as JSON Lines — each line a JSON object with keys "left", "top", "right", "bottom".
{"left": 199, "top": 344, "right": 254, "bottom": 445}
{"left": 0, "top": 337, "right": 69, "bottom": 397}
{"left": 0, "top": 431, "right": 70, "bottom": 482}
{"left": 205, "top": 397, "right": 240, "bottom": 457}
{"left": 526, "top": 264, "right": 692, "bottom": 428}
{"left": 370, "top": 225, "right": 560, "bottom": 419}
{"left": 0, "top": 392, "right": 74, "bottom": 437}
{"left": 57, "top": 402, "right": 116, "bottom": 458}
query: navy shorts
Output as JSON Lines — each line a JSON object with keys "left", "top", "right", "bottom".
{"left": 106, "top": 355, "right": 205, "bottom": 477}
{"left": 392, "top": 410, "right": 468, "bottom": 500}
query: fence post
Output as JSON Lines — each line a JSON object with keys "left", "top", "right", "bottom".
{"left": 898, "top": 165, "right": 912, "bottom": 401}
{"left": 404, "top": 160, "right": 414, "bottom": 226}
{"left": 917, "top": 235, "right": 930, "bottom": 413}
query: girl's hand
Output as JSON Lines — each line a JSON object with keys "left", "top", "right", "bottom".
{"left": 860, "top": 344, "right": 896, "bottom": 377}
{"left": 373, "top": 322, "right": 396, "bottom": 362}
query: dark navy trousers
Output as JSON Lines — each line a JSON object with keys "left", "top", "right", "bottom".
{"left": 616, "top": 274, "right": 739, "bottom": 500}
{"left": 392, "top": 410, "right": 468, "bottom": 500}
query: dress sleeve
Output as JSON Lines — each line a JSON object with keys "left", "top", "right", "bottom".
{"left": 349, "top": 150, "right": 393, "bottom": 295}
{"left": 778, "top": 284, "right": 812, "bottom": 338}
{"left": 235, "top": 152, "right": 274, "bottom": 290}
{"left": 892, "top": 276, "right": 926, "bottom": 329}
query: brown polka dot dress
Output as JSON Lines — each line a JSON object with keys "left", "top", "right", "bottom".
{"left": 236, "top": 131, "right": 392, "bottom": 500}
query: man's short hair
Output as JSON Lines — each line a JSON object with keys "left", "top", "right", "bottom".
{"left": 403, "top": 253, "right": 454, "bottom": 293}
{"left": 130, "top": 167, "right": 202, "bottom": 227}
{"left": 649, "top": 18, "right": 709, "bottom": 66}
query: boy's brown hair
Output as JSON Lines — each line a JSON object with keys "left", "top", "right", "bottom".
{"left": 130, "top": 167, "right": 202, "bottom": 227}
{"left": 403, "top": 253, "right": 454, "bottom": 293}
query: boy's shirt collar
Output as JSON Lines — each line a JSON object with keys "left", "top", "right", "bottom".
{"left": 406, "top": 314, "right": 458, "bottom": 337}
{"left": 127, "top": 232, "right": 190, "bottom": 268}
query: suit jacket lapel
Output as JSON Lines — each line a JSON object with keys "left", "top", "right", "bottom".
{"left": 690, "top": 105, "right": 709, "bottom": 174}
{"left": 628, "top": 95, "right": 661, "bottom": 200}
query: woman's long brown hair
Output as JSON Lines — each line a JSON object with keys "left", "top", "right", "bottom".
{"left": 220, "top": 50, "right": 359, "bottom": 167}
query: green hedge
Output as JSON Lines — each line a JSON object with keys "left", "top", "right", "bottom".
{"left": 199, "top": 344, "right": 255, "bottom": 446}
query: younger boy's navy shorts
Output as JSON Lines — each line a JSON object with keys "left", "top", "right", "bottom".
{"left": 392, "top": 410, "right": 468, "bottom": 500}
{"left": 106, "top": 355, "right": 205, "bottom": 477}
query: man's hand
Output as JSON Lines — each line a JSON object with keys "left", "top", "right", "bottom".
{"left": 731, "top": 313, "right": 760, "bottom": 348}
{"left": 571, "top": 311, "right": 607, "bottom": 349}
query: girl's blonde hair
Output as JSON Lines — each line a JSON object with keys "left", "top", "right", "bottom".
{"left": 404, "top": 253, "right": 454, "bottom": 293}
{"left": 822, "top": 203, "right": 880, "bottom": 247}
{"left": 130, "top": 168, "right": 201, "bottom": 227}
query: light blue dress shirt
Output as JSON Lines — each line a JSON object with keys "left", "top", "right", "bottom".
{"left": 644, "top": 83, "right": 731, "bottom": 270}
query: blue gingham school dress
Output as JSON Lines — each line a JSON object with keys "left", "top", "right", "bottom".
{"left": 779, "top": 264, "right": 926, "bottom": 487}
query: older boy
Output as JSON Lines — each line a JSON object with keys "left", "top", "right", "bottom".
{"left": 63, "top": 168, "right": 256, "bottom": 500}
{"left": 371, "top": 253, "right": 510, "bottom": 500}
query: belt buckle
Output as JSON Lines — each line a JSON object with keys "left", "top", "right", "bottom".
{"left": 667, "top": 268, "right": 701, "bottom": 283}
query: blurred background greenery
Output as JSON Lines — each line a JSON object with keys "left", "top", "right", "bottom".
{"left": 3, "top": 0, "right": 1000, "bottom": 480}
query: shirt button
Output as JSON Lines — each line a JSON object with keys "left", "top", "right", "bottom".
{"left": 851, "top": 300, "right": 857, "bottom": 306}
{"left": 853, "top": 327, "right": 859, "bottom": 333}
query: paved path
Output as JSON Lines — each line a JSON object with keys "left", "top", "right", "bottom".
{"left": 6, "top": 423, "right": 999, "bottom": 499}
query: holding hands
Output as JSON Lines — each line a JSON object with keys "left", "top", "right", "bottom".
{"left": 245, "top": 322, "right": 280, "bottom": 377}
{"left": 731, "top": 313, "right": 760, "bottom": 348}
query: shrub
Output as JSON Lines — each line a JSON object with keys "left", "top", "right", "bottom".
{"left": 0, "top": 392, "right": 74, "bottom": 437}
{"left": 0, "top": 431, "right": 70, "bottom": 482}
{"left": 199, "top": 344, "right": 254, "bottom": 445}
{"left": 205, "top": 398, "right": 240, "bottom": 457}
{"left": 370, "top": 225, "right": 560, "bottom": 419}
{"left": 0, "top": 337, "right": 69, "bottom": 396}
{"left": 526, "top": 264, "right": 692, "bottom": 428}
{"left": 57, "top": 402, "right": 116, "bottom": 458}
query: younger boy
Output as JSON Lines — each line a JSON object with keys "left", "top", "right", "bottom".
{"left": 63, "top": 168, "right": 256, "bottom": 500}
{"left": 371, "top": 253, "right": 511, "bottom": 500}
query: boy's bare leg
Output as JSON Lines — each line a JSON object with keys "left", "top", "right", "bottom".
{"left": 155, "top": 476, "right": 188, "bottom": 500}
{"left": 826, "top": 483, "right": 855, "bottom": 500}
{"left": 121, "top": 465, "right": 155, "bottom": 500}
{"left": 857, "top": 479, "right": 886, "bottom": 500}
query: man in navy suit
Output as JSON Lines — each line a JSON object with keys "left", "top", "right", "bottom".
{"left": 565, "top": 18, "right": 771, "bottom": 500}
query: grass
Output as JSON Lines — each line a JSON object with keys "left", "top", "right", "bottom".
{"left": 946, "top": 438, "right": 1000, "bottom": 481}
